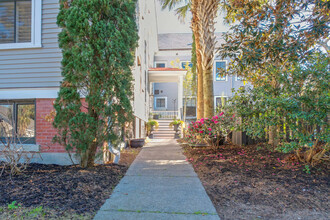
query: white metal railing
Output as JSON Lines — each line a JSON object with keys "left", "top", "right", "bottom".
{"left": 150, "top": 111, "right": 179, "bottom": 119}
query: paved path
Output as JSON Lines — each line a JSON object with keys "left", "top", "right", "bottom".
{"left": 94, "top": 139, "right": 220, "bottom": 220}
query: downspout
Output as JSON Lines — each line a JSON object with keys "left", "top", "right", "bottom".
{"left": 108, "top": 142, "right": 120, "bottom": 164}
{"left": 106, "top": 114, "right": 121, "bottom": 164}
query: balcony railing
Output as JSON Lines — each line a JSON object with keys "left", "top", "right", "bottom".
{"left": 150, "top": 111, "right": 179, "bottom": 120}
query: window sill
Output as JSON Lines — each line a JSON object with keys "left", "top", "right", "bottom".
{"left": 0, "top": 144, "right": 40, "bottom": 152}
{"left": 0, "top": 43, "right": 42, "bottom": 50}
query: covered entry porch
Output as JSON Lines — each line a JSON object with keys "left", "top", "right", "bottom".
{"left": 148, "top": 68, "right": 186, "bottom": 119}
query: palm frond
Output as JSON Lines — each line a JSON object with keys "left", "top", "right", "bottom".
{"left": 175, "top": 2, "right": 191, "bottom": 20}
{"left": 159, "top": 0, "right": 189, "bottom": 10}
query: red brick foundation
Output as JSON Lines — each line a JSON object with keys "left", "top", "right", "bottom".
{"left": 36, "top": 99, "right": 65, "bottom": 153}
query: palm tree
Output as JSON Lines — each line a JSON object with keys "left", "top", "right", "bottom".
{"left": 160, "top": 0, "right": 219, "bottom": 118}
{"left": 159, "top": 0, "right": 204, "bottom": 119}
{"left": 197, "top": 0, "right": 219, "bottom": 118}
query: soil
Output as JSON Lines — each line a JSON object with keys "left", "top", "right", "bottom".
{"left": 182, "top": 143, "right": 330, "bottom": 220}
{"left": 0, "top": 147, "right": 141, "bottom": 218}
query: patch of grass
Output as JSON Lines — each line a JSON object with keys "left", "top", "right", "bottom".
{"left": 114, "top": 208, "right": 217, "bottom": 216}
{"left": 0, "top": 204, "right": 94, "bottom": 220}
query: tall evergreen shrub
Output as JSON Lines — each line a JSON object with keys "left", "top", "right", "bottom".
{"left": 53, "top": 0, "right": 138, "bottom": 168}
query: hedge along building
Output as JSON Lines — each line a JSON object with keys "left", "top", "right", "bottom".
{"left": 0, "top": 0, "right": 158, "bottom": 165}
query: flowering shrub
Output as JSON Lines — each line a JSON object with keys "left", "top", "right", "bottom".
{"left": 185, "top": 112, "right": 236, "bottom": 147}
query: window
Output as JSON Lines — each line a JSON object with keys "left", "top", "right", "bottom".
{"left": 0, "top": 100, "right": 35, "bottom": 144}
{"left": 155, "top": 97, "right": 166, "bottom": 109}
{"left": 214, "top": 96, "right": 228, "bottom": 110}
{"left": 0, "top": 0, "right": 41, "bottom": 49}
{"left": 215, "top": 61, "right": 227, "bottom": 81}
{"left": 155, "top": 62, "right": 166, "bottom": 68}
{"left": 154, "top": 89, "right": 159, "bottom": 95}
{"left": 181, "top": 61, "right": 192, "bottom": 70}
{"left": 183, "top": 97, "right": 196, "bottom": 118}
{"left": 183, "top": 98, "right": 196, "bottom": 107}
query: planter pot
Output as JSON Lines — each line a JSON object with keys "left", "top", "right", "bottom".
{"left": 153, "top": 114, "right": 159, "bottom": 119}
{"left": 130, "top": 139, "right": 145, "bottom": 148}
{"left": 173, "top": 124, "right": 180, "bottom": 131}
{"left": 148, "top": 134, "right": 154, "bottom": 139}
{"left": 174, "top": 133, "right": 181, "bottom": 139}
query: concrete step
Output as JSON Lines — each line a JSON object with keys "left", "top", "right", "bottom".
{"left": 153, "top": 134, "right": 175, "bottom": 138}
{"left": 153, "top": 130, "right": 176, "bottom": 134}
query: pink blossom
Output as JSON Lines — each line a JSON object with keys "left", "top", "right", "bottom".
{"left": 209, "top": 133, "right": 212, "bottom": 135}
{"left": 214, "top": 121, "right": 219, "bottom": 124}
{"left": 199, "top": 131, "right": 203, "bottom": 133}
{"left": 219, "top": 112, "right": 224, "bottom": 116}
{"left": 208, "top": 128, "right": 212, "bottom": 131}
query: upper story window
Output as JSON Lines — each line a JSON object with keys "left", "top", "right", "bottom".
{"left": 215, "top": 61, "right": 227, "bottom": 81}
{"left": 181, "top": 61, "right": 192, "bottom": 70}
{"left": 0, "top": 100, "right": 36, "bottom": 144}
{"left": 236, "top": 75, "right": 242, "bottom": 81}
{"left": 155, "top": 62, "right": 166, "bottom": 68}
{"left": 0, "top": 0, "right": 41, "bottom": 50}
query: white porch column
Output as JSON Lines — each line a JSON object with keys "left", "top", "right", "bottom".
{"left": 177, "top": 75, "right": 183, "bottom": 119}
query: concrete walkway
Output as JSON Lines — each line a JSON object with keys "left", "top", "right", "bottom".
{"left": 94, "top": 139, "right": 220, "bottom": 220}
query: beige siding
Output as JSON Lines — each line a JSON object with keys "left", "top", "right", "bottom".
{"left": 0, "top": 0, "right": 62, "bottom": 89}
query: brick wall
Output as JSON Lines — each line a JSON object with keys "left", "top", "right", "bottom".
{"left": 36, "top": 99, "right": 65, "bottom": 153}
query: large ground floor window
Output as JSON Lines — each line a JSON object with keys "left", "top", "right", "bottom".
{"left": 0, "top": 100, "right": 36, "bottom": 144}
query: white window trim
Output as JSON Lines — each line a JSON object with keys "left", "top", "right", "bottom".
{"left": 154, "top": 97, "right": 167, "bottom": 109}
{"left": 154, "top": 61, "right": 167, "bottom": 68}
{"left": 0, "top": 144, "right": 40, "bottom": 152}
{"left": 214, "top": 60, "right": 228, "bottom": 82}
{"left": 180, "top": 61, "right": 192, "bottom": 70}
{"left": 214, "top": 96, "right": 228, "bottom": 108}
{"left": 0, "top": 0, "right": 42, "bottom": 50}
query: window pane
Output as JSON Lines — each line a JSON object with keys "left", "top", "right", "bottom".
{"left": 0, "top": 0, "right": 31, "bottom": 44}
{"left": 216, "top": 97, "right": 227, "bottom": 108}
{"left": 181, "top": 62, "right": 192, "bottom": 69}
{"left": 156, "top": 63, "right": 166, "bottom": 68}
{"left": 156, "top": 98, "right": 165, "bottom": 108}
{"left": 17, "top": 0, "right": 31, "bottom": 43}
{"left": 17, "top": 104, "right": 35, "bottom": 138}
{"left": 0, "top": 1, "right": 15, "bottom": 43}
{"left": 215, "top": 61, "right": 226, "bottom": 81}
{"left": 0, "top": 104, "right": 14, "bottom": 137}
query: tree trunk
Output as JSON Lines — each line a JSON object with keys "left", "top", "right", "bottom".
{"left": 197, "top": 0, "right": 218, "bottom": 118}
{"left": 191, "top": 0, "right": 204, "bottom": 119}
{"left": 203, "top": 68, "right": 214, "bottom": 118}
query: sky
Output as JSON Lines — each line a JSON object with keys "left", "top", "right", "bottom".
{"left": 155, "top": 0, "right": 230, "bottom": 34}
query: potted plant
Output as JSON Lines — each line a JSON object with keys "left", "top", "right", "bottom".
{"left": 130, "top": 138, "right": 145, "bottom": 148}
{"left": 146, "top": 119, "right": 159, "bottom": 138}
{"left": 169, "top": 119, "right": 184, "bottom": 131}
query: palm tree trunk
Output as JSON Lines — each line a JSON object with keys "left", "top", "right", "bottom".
{"left": 198, "top": 0, "right": 218, "bottom": 118}
{"left": 191, "top": 0, "right": 204, "bottom": 119}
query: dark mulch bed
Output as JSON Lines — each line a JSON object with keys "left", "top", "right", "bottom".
{"left": 182, "top": 143, "right": 330, "bottom": 220}
{"left": 0, "top": 148, "right": 141, "bottom": 217}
